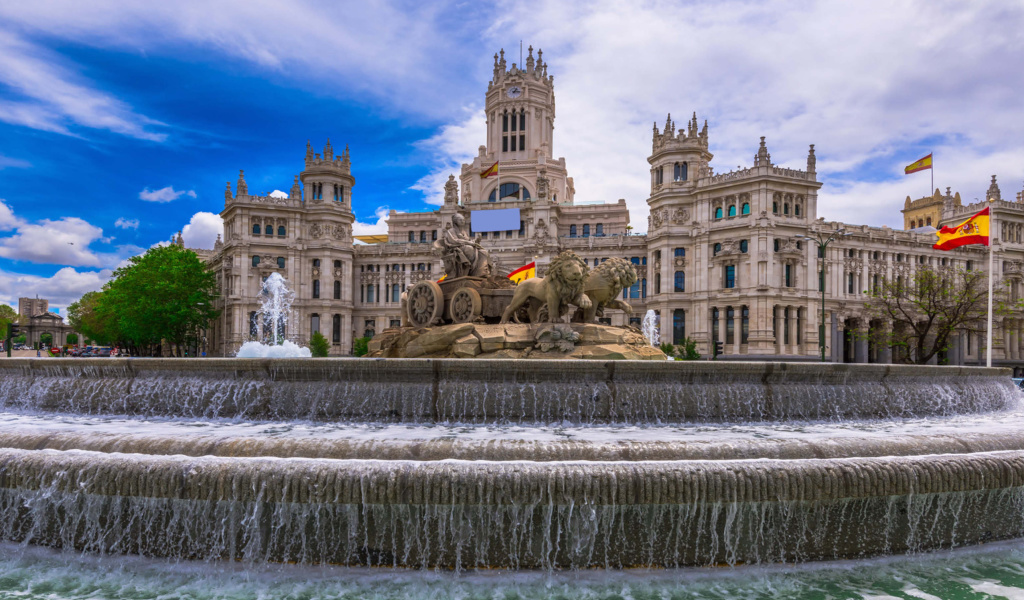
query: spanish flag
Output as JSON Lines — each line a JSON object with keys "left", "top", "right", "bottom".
{"left": 480, "top": 161, "right": 499, "bottom": 178}
{"left": 507, "top": 261, "right": 536, "bottom": 284}
{"left": 905, "top": 153, "right": 933, "bottom": 174}
{"left": 933, "top": 207, "right": 990, "bottom": 251}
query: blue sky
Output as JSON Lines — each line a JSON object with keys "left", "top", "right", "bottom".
{"left": 2, "top": 0, "right": 1024, "bottom": 312}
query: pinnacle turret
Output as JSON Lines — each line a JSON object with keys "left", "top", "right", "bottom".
{"left": 324, "top": 138, "right": 333, "bottom": 161}
{"left": 988, "top": 174, "right": 1002, "bottom": 202}
{"left": 237, "top": 170, "right": 248, "bottom": 196}
{"left": 807, "top": 144, "right": 816, "bottom": 175}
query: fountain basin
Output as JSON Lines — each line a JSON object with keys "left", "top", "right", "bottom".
{"left": 0, "top": 359, "right": 1014, "bottom": 423}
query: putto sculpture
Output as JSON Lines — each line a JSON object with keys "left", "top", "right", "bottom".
{"left": 500, "top": 251, "right": 592, "bottom": 323}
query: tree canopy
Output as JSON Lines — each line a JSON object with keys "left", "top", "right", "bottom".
{"left": 864, "top": 265, "right": 1015, "bottom": 364}
{"left": 0, "top": 304, "right": 16, "bottom": 340}
{"left": 67, "top": 245, "right": 220, "bottom": 356}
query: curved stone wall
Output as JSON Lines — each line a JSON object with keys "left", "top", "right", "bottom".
{"left": 0, "top": 359, "right": 1014, "bottom": 423}
{"left": 1, "top": 447, "right": 1023, "bottom": 568}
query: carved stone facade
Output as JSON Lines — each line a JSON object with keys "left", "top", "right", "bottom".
{"left": 190, "top": 48, "right": 1024, "bottom": 369}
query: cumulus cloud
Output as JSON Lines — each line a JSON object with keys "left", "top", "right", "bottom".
{"left": 352, "top": 206, "right": 393, "bottom": 239}
{"left": 269, "top": 190, "right": 289, "bottom": 198}
{"left": 411, "top": 108, "right": 486, "bottom": 205}
{"left": 0, "top": 200, "right": 25, "bottom": 231}
{"left": 0, "top": 30, "right": 167, "bottom": 141}
{"left": 0, "top": 200, "right": 137, "bottom": 267}
{"left": 0, "top": 266, "right": 112, "bottom": 313}
{"left": 179, "top": 211, "right": 224, "bottom": 249}
{"left": 114, "top": 217, "right": 139, "bottom": 230}
{"left": 139, "top": 186, "right": 197, "bottom": 203}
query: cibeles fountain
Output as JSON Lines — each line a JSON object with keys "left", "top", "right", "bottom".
{"left": 0, "top": 225, "right": 1022, "bottom": 572}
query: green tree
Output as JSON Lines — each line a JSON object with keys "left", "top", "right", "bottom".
{"left": 309, "top": 331, "right": 330, "bottom": 357}
{"left": 864, "top": 266, "right": 1014, "bottom": 364}
{"left": 352, "top": 337, "right": 370, "bottom": 357}
{"left": 68, "top": 245, "right": 221, "bottom": 356}
{"left": 66, "top": 333, "right": 79, "bottom": 345}
{"left": 0, "top": 303, "right": 16, "bottom": 340}
{"left": 40, "top": 333, "right": 53, "bottom": 347}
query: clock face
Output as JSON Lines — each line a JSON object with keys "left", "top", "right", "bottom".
{"left": 506, "top": 86, "right": 522, "bottom": 99}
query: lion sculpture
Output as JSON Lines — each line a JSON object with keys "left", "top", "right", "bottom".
{"left": 500, "top": 251, "right": 592, "bottom": 323}
{"left": 574, "top": 257, "right": 638, "bottom": 323}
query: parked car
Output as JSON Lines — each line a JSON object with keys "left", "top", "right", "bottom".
{"left": 95, "top": 348, "right": 112, "bottom": 357}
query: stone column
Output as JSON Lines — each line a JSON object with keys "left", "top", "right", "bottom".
{"left": 775, "top": 305, "right": 784, "bottom": 355}
{"left": 879, "top": 324, "right": 893, "bottom": 364}
{"left": 788, "top": 307, "right": 799, "bottom": 357}
{"left": 718, "top": 307, "right": 727, "bottom": 355}
{"left": 833, "top": 316, "right": 844, "bottom": 363}
{"left": 1012, "top": 320, "right": 1021, "bottom": 361}
{"left": 732, "top": 307, "right": 741, "bottom": 355}
{"left": 854, "top": 325, "right": 868, "bottom": 364}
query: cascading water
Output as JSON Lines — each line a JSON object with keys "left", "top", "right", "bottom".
{"left": 236, "top": 272, "right": 311, "bottom": 358}
{"left": 0, "top": 356, "right": 1022, "bottom": 577}
{"left": 641, "top": 309, "right": 659, "bottom": 347}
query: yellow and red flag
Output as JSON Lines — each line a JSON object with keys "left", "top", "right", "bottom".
{"left": 905, "top": 153, "right": 933, "bottom": 174}
{"left": 480, "top": 161, "right": 499, "bottom": 178}
{"left": 933, "top": 207, "right": 990, "bottom": 251}
{"left": 507, "top": 261, "right": 536, "bottom": 284}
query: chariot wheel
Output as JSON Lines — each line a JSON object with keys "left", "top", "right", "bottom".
{"left": 449, "top": 287, "right": 482, "bottom": 324}
{"left": 407, "top": 281, "right": 444, "bottom": 327}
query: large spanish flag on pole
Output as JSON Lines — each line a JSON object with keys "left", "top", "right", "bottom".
{"left": 904, "top": 153, "right": 933, "bottom": 174}
{"left": 480, "top": 161, "right": 499, "bottom": 178}
{"left": 507, "top": 261, "right": 536, "bottom": 284}
{"left": 933, "top": 207, "right": 990, "bottom": 251}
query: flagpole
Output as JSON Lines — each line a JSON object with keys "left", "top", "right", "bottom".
{"left": 987, "top": 197, "right": 994, "bottom": 367}
{"left": 931, "top": 152, "right": 934, "bottom": 197}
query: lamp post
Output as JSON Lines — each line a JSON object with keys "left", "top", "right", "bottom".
{"left": 796, "top": 229, "right": 850, "bottom": 362}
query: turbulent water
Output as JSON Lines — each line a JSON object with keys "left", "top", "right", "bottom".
{"left": 7, "top": 540, "right": 1024, "bottom": 599}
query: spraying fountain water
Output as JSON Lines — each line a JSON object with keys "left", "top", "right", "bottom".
{"left": 236, "top": 272, "right": 311, "bottom": 358}
{"left": 641, "top": 309, "right": 659, "bottom": 347}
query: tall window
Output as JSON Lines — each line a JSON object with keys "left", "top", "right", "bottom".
{"left": 795, "top": 204, "right": 802, "bottom": 217}
{"left": 408, "top": 231, "right": 415, "bottom": 242}
{"left": 655, "top": 166, "right": 664, "bottom": 185}
{"left": 392, "top": 284, "right": 400, "bottom": 303}
{"left": 277, "top": 257, "right": 285, "bottom": 268}
{"left": 741, "top": 306, "right": 749, "bottom": 344}
{"left": 629, "top": 279, "right": 640, "bottom": 299}
{"left": 570, "top": 225, "right": 577, "bottom": 238}
{"left": 728, "top": 205, "right": 737, "bottom": 217}
{"left": 310, "top": 313, "right": 320, "bottom": 335}
{"left": 673, "top": 309, "right": 686, "bottom": 344}
{"left": 724, "top": 265, "right": 736, "bottom": 289}
{"left": 583, "top": 224, "right": 590, "bottom": 237}
{"left": 278, "top": 225, "right": 286, "bottom": 236}
{"left": 263, "top": 224, "right": 271, "bottom": 235}
{"left": 332, "top": 315, "right": 341, "bottom": 344}
{"left": 785, "top": 264, "right": 792, "bottom": 288}
{"left": 713, "top": 243, "right": 722, "bottom": 256}
{"left": 502, "top": 109, "right": 526, "bottom": 152}
{"left": 712, "top": 308, "right": 720, "bottom": 344}
{"left": 312, "top": 279, "right": 320, "bottom": 298}
{"left": 674, "top": 162, "right": 688, "bottom": 181}
{"left": 252, "top": 256, "right": 260, "bottom": 267}
{"left": 739, "top": 240, "right": 748, "bottom": 253}
{"left": 249, "top": 312, "right": 258, "bottom": 338}
{"left": 784, "top": 203, "right": 790, "bottom": 215}
{"left": 366, "top": 285, "right": 374, "bottom": 303}
{"left": 742, "top": 203, "right": 750, "bottom": 215}
{"left": 334, "top": 280, "right": 341, "bottom": 300}
{"left": 674, "top": 271, "right": 685, "bottom": 292}
{"left": 848, "top": 273, "right": 855, "bottom": 294}
{"left": 654, "top": 273, "right": 661, "bottom": 294}
{"left": 253, "top": 223, "right": 261, "bottom": 235}
{"left": 726, "top": 307, "right": 735, "bottom": 344}
{"left": 596, "top": 223, "right": 603, "bottom": 236}
{"left": 715, "top": 207, "right": 723, "bottom": 219}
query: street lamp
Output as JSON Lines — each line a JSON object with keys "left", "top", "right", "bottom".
{"left": 795, "top": 229, "right": 851, "bottom": 362}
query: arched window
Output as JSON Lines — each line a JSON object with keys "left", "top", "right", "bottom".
{"left": 795, "top": 205, "right": 801, "bottom": 217}
{"left": 488, "top": 182, "right": 529, "bottom": 202}
{"left": 783, "top": 204, "right": 790, "bottom": 215}
{"left": 334, "top": 280, "right": 341, "bottom": 300}
{"left": 312, "top": 279, "right": 320, "bottom": 299}
{"left": 713, "top": 243, "right": 722, "bottom": 255}
{"left": 728, "top": 205, "right": 736, "bottom": 217}
{"left": 714, "top": 207, "right": 723, "bottom": 219}
{"left": 740, "top": 240, "right": 748, "bottom": 253}
{"left": 681, "top": 162, "right": 688, "bottom": 181}
{"left": 926, "top": 217, "right": 932, "bottom": 226}
{"left": 278, "top": 225, "right": 286, "bottom": 236}
{"left": 570, "top": 225, "right": 577, "bottom": 237}
{"left": 265, "top": 225, "right": 273, "bottom": 235}
{"left": 252, "top": 256, "right": 261, "bottom": 267}
{"left": 583, "top": 224, "right": 590, "bottom": 237}
{"left": 674, "top": 162, "right": 681, "bottom": 181}
{"left": 276, "top": 257, "right": 285, "bottom": 269}
{"left": 674, "top": 271, "right": 685, "bottom": 292}
{"left": 310, "top": 313, "right": 320, "bottom": 335}
{"left": 333, "top": 314, "right": 341, "bottom": 344}
{"left": 252, "top": 223, "right": 261, "bottom": 235}
{"left": 673, "top": 309, "right": 686, "bottom": 344}
{"left": 741, "top": 203, "right": 750, "bottom": 215}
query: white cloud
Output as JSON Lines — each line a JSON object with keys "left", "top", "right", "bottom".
{"left": 179, "top": 211, "right": 223, "bottom": 249}
{"left": 114, "top": 217, "right": 139, "bottom": 230}
{"left": 139, "top": 186, "right": 196, "bottom": 203}
{"left": 352, "top": 207, "right": 393, "bottom": 239}
{"left": 410, "top": 108, "right": 486, "bottom": 205}
{"left": 0, "top": 30, "right": 167, "bottom": 141}
{"left": 0, "top": 200, "right": 25, "bottom": 231}
{"left": 0, "top": 155, "right": 31, "bottom": 170}
{"left": 0, "top": 266, "right": 112, "bottom": 313}
{"left": 269, "top": 190, "right": 289, "bottom": 198}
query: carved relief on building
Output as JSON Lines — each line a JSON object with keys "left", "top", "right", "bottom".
{"left": 672, "top": 207, "right": 690, "bottom": 223}
{"left": 360, "top": 272, "right": 379, "bottom": 284}
{"left": 309, "top": 222, "right": 324, "bottom": 239}
{"left": 868, "top": 259, "right": 887, "bottom": 274}
{"left": 843, "top": 257, "right": 863, "bottom": 273}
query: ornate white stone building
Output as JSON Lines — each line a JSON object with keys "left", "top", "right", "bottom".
{"left": 199, "top": 47, "right": 1024, "bottom": 368}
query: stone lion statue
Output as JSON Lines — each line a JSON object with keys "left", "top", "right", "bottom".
{"left": 500, "top": 251, "right": 592, "bottom": 324}
{"left": 574, "top": 257, "right": 638, "bottom": 323}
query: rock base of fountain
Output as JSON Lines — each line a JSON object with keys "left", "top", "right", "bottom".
{"left": 367, "top": 322, "right": 666, "bottom": 360}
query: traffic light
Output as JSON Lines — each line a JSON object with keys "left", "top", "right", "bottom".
{"left": 713, "top": 340, "right": 723, "bottom": 359}
{"left": 7, "top": 323, "right": 19, "bottom": 338}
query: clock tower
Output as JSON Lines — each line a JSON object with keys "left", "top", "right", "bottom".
{"left": 459, "top": 46, "right": 574, "bottom": 206}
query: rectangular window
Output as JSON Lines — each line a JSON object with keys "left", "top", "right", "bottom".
{"left": 310, "top": 314, "right": 320, "bottom": 335}
{"left": 724, "top": 265, "right": 736, "bottom": 289}
{"left": 629, "top": 280, "right": 640, "bottom": 299}
{"left": 502, "top": 137, "right": 508, "bottom": 152}
{"left": 510, "top": 135, "right": 516, "bottom": 151}
{"left": 673, "top": 309, "right": 685, "bottom": 345}
{"left": 519, "top": 134, "right": 524, "bottom": 149}
{"left": 726, "top": 308, "right": 735, "bottom": 345}
{"left": 366, "top": 285, "right": 374, "bottom": 304}
{"left": 674, "top": 248, "right": 685, "bottom": 257}
{"left": 712, "top": 309, "right": 720, "bottom": 343}
{"left": 741, "top": 307, "right": 749, "bottom": 344}
{"left": 785, "top": 264, "right": 792, "bottom": 288}
{"left": 333, "top": 315, "right": 341, "bottom": 344}
{"left": 519, "top": 111, "right": 525, "bottom": 130}
{"left": 502, "top": 113, "right": 508, "bottom": 132}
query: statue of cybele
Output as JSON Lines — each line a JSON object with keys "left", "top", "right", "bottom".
{"left": 435, "top": 213, "right": 492, "bottom": 279}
